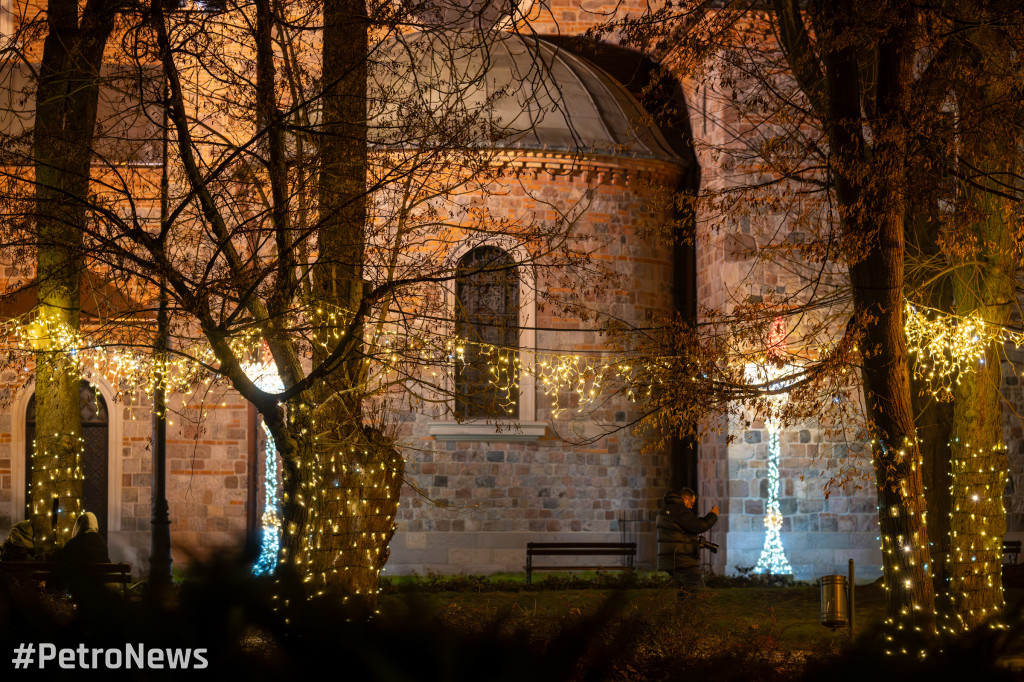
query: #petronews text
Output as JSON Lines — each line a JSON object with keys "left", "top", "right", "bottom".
{"left": 12, "top": 642, "right": 208, "bottom": 670}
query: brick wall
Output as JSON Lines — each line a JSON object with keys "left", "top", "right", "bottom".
{"left": 0, "top": 379, "right": 252, "bottom": 574}
{"left": 387, "top": 162, "right": 678, "bottom": 574}
{"left": 688, "top": 42, "right": 882, "bottom": 579}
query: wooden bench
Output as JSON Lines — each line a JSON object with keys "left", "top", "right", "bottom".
{"left": 525, "top": 542, "right": 636, "bottom": 584}
{"left": 0, "top": 561, "right": 133, "bottom": 597}
{"left": 1004, "top": 540, "right": 1022, "bottom": 565}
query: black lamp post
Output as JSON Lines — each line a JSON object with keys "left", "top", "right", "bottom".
{"left": 150, "top": 284, "right": 172, "bottom": 590}
{"left": 150, "top": 80, "right": 173, "bottom": 592}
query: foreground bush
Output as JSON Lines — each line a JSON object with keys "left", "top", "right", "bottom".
{"left": 0, "top": 557, "right": 1021, "bottom": 680}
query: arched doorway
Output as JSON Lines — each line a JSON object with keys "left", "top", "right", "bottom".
{"left": 24, "top": 380, "right": 110, "bottom": 538}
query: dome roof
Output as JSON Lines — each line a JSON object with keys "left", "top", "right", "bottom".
{"left": 371, "top": 32, "right": 683, "bottom": 163}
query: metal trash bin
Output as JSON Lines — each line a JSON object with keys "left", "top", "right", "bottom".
{"left": 820, "top": 574, "right": 849, "bottom": 629}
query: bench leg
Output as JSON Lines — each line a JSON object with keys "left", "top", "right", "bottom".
{"left": 526, "top": 556, "right": 532, "bottom": 585}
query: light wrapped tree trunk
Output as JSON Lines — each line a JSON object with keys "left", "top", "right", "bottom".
{"left": 940, "top": 14, "right": 1018, "bottom": 632}
{"left": 948, "top": 333, "right": 1009, "bottom": 631}
{"left": 906, "top": 203, "right": 953, "bottom": 591}
{"left": 276, "top": 0, "right": 404, "bottom": 601}
{"left": 850, "top": 211, "right": 937, "bottom": 634}
{"left": 30, "top": 0, "right": 117, "bottom": 546}
{"left": 770, "top": 0, "right": 937, "bottom": 627}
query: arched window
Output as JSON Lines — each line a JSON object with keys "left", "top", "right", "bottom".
{"left": 25, "top": 381, "right": 109, "bottom": 537}
{"left": 455, "top": 246, "right": 519, "bottom": 419}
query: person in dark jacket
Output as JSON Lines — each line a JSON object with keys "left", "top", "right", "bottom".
{"left": 1, "top": 520, "right": 36, "bottom": 561}
{"left": 47, "top": 512, "right": 111, "bottom": 594}
{"left": 656, "top": 487, "right": 718, "bottom": 601}
{"left": 51, "top": 512, "right": 110, "bottom": 565}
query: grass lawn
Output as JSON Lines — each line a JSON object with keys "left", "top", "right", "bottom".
{"left": 377, "top": 574, "right": 1024, "bottom": 679}
{"left": 381, "top": 581, "right": 886, "bottom": 647}
{"left": 376, "top": 574, "right": 894, "bottom": 679}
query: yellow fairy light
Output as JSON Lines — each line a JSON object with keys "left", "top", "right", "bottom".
{"left": 904, "top": 301, "right": 1020, "bottom": 395}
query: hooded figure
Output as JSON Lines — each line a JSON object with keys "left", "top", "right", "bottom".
{"left": 656, "top": 488, "right": 718, "bottom": 600}
{"left": 52, "top": 512, "right": 110, "bottom": 565}
{"left": 1, "top": 521, "right": 35, "bottom": 561}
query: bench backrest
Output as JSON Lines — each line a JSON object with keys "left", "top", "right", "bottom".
{"left": 527, "top": 542, "right": 636, "bottom": 556}
{"left": 0, "top": 561, "right": 132, "bottom": 582}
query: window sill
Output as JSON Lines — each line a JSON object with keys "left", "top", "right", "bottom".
{"left": 428, "top": 421, "right": 547, "bottom": 442}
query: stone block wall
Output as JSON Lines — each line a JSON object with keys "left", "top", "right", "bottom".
{"left": 0, "top": 379, "right": 252, "bottom": 575}
{"left": 387, "top": 164, "right": 677, "bottom": 574}
{"left": 0, "top": 373, "right": 19, "bottom": 529}
{"left": 163, "top": 387, "right": 251, "bottom": 563}
{"left": 389, "top": 434, "right": 669, "bottom": 574}
{"left": 721, "top": 418, "right": 880, "bottom": 581}
{"left": 1002, "top": 347, "right": 1024, "bottom": 540}
{"left": 697, "top": 418, "right": 730, "bottom": 575}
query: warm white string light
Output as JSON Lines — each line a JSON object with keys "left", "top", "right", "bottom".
{"left": 904, "top": 300, "right": 1017, "bottom": 395}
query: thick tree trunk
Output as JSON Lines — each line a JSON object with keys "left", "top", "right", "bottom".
{"left": 30, "top": 0, "right": 116, "bottom": 547}
{"left": 916, "top": 381, "right": 952, "bottom": 586}
{"left": 274, "top": 408, "right": 404, "bottom": 599}
{"left": 316, "top": 0, "right": 367, "bottom": 379}
{"left": 946, "top": 28, "right": 1016, "bottom": 627}
{"left": 948, "top": 322, "right": 1009, "bottom": 632}
{"left": 835, "top": 9, "right": 936, "bottom": 631}
{"left": 849, "top": 209, "right": 937, "bottom": 634}
{"left": 905, "top": 181, "right": 953, "bottom": 591}
{"left": 908, "top": 306, "right": 954, "bottom": 593}
{"left": 772, "top": 0, "right": 935, "bottom": 626}
{"left": 274, "top": 0, "right": 403, "bottom": 600}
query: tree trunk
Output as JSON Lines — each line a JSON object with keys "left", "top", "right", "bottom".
{"left": 771, "top": 0, "right": 936, "bottom": 626}
{"left": 835, "top": 7, "right": 936, "bottom": 631}
{"left": 274, "top": 407, "right": 404, "bottom": 600}
{"left": 316, "top": 0, "right": 367, "bottom": 382}
{"left": 948, "top": 311, "right": 1009, "bottom": 632}
{"left": 946, "top": 22, "right": 1017, "bottom": 629}
{"left": 905, "top": 172, "right": 953, "bottom": 591}
{"left": 849, "top": 208, "right": 937, "bottom": 634}
{"left": 30, "top": 0, "right": 117, "bottom": 547}
{"left": 274, "top": 0, "right": 404, "bottom": 600}
{"left": 916, "top": 381, "right": 952, "bottom": 587}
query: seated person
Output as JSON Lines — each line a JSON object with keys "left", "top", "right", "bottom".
{"left": 47, "top": 512, "right": 111, "bottom": 595}
{"left": 0, "top": 520, "right": 36, "bottom": 561}
{"left": 51, "top": 512, "right": 110, "bottom": 565}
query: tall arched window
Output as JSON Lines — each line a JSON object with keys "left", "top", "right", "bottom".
{"left": 455, "top": 246, "right": 519, "bottom": 419}
{"left": 25, "top": 381, "right": 109, "bottom": 537}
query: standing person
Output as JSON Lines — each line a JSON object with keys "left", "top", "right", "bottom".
{"left": 656, "top": 487, "right": 718, "bottom": 602}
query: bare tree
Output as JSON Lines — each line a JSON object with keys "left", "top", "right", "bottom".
{"left": 28, "top": 0, "right": 127, "bottom": 547}
{"left": 0, "top": 0, "right": 613, "bottom": 601}
{"left": 588, "top": 0, "right": 1024, "bottom": 633}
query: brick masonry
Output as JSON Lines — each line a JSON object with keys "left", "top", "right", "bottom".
{"left": 388, "top": 164, "right": 677, "bottom": 574}
{"left": 0, "top": 374, "right": 251, "bottom": 573}
{"left": 1001, "top": 349, "right": 1024, "bottom": 542}
{"left": 12, "top": 1, "right": 1019, "bottom": 583}
{"left": 714, "top": 417, "right": 881, "bottom": 581}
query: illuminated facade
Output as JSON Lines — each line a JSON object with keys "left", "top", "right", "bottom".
{"left": 12, "top": 0, "right": 1024, "bottom": 586}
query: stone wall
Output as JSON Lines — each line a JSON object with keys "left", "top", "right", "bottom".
{"left": 721, "top": 418, "right": 880, "bottom": 581}
{"left": 1002, "top": 347, "right": 1024, "bottom": 540}
{"left": 386, "top": 163, "right": 677, "bottom": 574}
{"left": 0, "top": 379, "right": 252, "bottom": 573}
